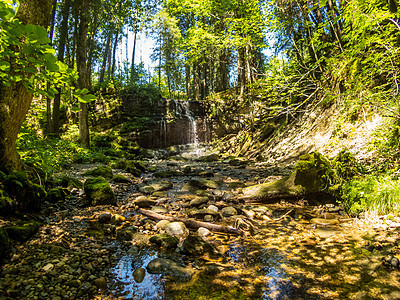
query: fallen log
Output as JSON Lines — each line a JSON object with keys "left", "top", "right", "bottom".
{"left": 138, "top": 209, "right": 244, "bottom": 236}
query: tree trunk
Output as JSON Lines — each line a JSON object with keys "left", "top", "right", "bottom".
{"left": 238, "top": 47, "right": 246, "bottom": 98}
{"left": 51, "top": 0, "right": 71, "bottom": 136}
{"left": 0, "top": 0, "right": 53, "bottom": 173}
{"left": 185, "top": 63, "right": 191, "bottom": 99}
{"left": 130, "top": 26, "right": 138, "bottom": 82}
{"left": 111, "top": 30, "right": 119, "bottom": 82}
{"left": 99, "top": 29, "right": 112, "bottom": 83}
{"left": 77, "top": 0, "right": 90, "bottom": 148}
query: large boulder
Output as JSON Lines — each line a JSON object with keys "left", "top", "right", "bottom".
{"left": 240, "top": 152, "right": 335, "bottom": 203}
{"left": 164, "top": 222, "right": 189, "bottom": 240}
{"left": 5, "top": 220, "right": 40, "bottom": 242}
{"left": 84, "top": 177, "right": 116, "bottom": 206}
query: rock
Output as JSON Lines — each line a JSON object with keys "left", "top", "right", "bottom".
{"left": 182, "top": 179, "right": 220, "bottom": 192}
{"left": 154, "top": 170, "right": 178, "bottom": 178}
{"left": 111, "top": 214, "right": 126, "bottom": 225}
{"left": 84, "top": 177, "right": 116, "bottom": 206}
{"left": 152, "top": 191, "right": 168, "bottom": 198}
{"left": 46, "top": 188, "right": 68, "bottom": 202}
{"left": 42, "top": 263, "right": 54, "bottom": 272}
{"left": 151, "top": 206, "right": 168, "bottom": 214}
{"left": 134, "top": 196, "right": 156, "bottom": 208}
{"left": 83, "top": 166, "right": 113, "bottom": 179}
{"left": 58, "top": 175, "right": 83, "bottom": 189}
{"left": 127, "top": 245, "right": 139, "bottom": 256}
{"left": 188, "top": 209, "right": 219, "bottom": 219}
{"left": 0, "top": 190, "right": 16, "bottom": 214}
{"left": 116, "top": 226, "right": 136, "bottom": 241}
{"left": 5, "top": 221, "right": 40, "bottom": 242}
{"left": 208, "top": 205, "right": 218, "bottom": 212}
{"left": 146, "top": 258, "right": 194, "bottom": 281}
{"left": 197, "top": 227, "right": 211, "bottom": 238}
{"left": 221, "top": 206, "right": 237, "bottom": 217}
{"left": 98, "top": 212, "right": 112, "bottom": 223}
{"left": 93, "top": 277, "right": 107, "bottom": 290}
{"left": 240, "top": 172, "right": 304, "bottom": 201}
{"left": 0, "top": 227, "right": 10, "bottom": 264}
{"left": 125, "top": 160, "right": 146, "bottom": 176}
{"left": 189, "top": 196, "right": 209, "bottom": 208}
{"left": 148, "top": 180, "right": 173, "bottom": 192}
{"left": 294, "top": 152, "right": 336, "bottom": 194}
{"left": 149, "top": 233, "right": 179, "bottom": 249}
{"left": 228, "top": 182, "right": 247, "bottom": 190}
{"left": 156, "top": 220, "right": 170, "bottom": 230}
{"left": 112, "top": 174, "right": 130, "bottom": 183}
{"left": 164, "top": 222, "right": 189, "bottom": 240}
{"left": 204, "top": 215, "right": 214, "bottom": 222}
{"left": 182, "top": 235, "right": 217, "bottom": 256}
{"left": 222, "top": 191, "right": 234, "bottom": 201}
{"left": 195, "top": 154, "right": 220, "bottom": 162}
{"left": 199, "top": 170, "right": 214, "bottom": 177}
{"left": 139, "top": 186, "right": 155, "bottom": 194}
{"left": 133, "top": 268, "right": 146, "bottom": 283}
{"left": 310, "top": 218, "right": 340, "bottom": 226}
{"left": 183, "top": 166, "right": 192, "bottom": 174}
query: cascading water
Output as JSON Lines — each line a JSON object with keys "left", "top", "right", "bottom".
{"left": 181, "top": 101, "right": 202, "bottom": 156}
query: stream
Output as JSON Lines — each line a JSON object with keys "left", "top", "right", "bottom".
{"left": 1, "top": 144, "right": 400, "bottom": 300}
{"left": 105, "top": 145, "right": 400, "bottom": 300}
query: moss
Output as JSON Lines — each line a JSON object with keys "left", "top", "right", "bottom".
{"left": 46, "top": 187, "right": 68, "bottom": 202}
{"left": 112, "top": 174, "right": 131, "bottom": 183}
{"left": 58, "top": 175, "right": 83, "bottom": 189}
{"left": 149, "top": 233, "right": 179, "bottom": 249}
{"left": 84, "top": 177, "right": 116, "bottom": 206}
{"left": 294, "top": 152, "right": 336, "bottom": 193}
{"left": 3, "top": 171, "right": 46, "bottom": 211}
{"left": 126, "top": 160, "right": 147, "bottom": 176}
{"left": 83, "top": 166, "right": 113, "bottom": 179}
{"left": 5, "top": 220, "right": 41, "bottom": 242}
{"left": 0, "top": 227, "right": 10, "bottom": 264}
{"left": 0, "top": 190, "right": 16, "bottom": 213}
{"left": 241, "top": 173, "right": 304, "bottom": 201}
{"left": 332, "top": 149, "right": 363, "bottom": 181}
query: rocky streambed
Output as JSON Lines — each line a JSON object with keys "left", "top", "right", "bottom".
{"left": 1, "top": 152, "right": 400, "bottom": 299}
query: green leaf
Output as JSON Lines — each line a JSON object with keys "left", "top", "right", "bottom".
{"left": 0, "top": 61, "right": 10, "bottom": 71}
{"left": 44, "top": 61, "right": 59, "bottom": 72}
{"left": 80, "top": 94, "right": 97, "bottom": 103}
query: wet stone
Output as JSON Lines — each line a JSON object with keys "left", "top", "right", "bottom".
{"left": 133, "top": 267, "right": 146, "bottom": 283}
{"left": 164, "top": 222, "right": 188, "bottom": 240}
{"left": 146, "top": 258, "right": 194, "bottom": 281}
{"left": 134, "top": 196, "right": 156, "bottom": 208}
{"left": 93, "top": 277, "right": 107, "bottom": 290}
{"left": 189, "top": 196, "right": 209, "bottom": 208}
{"left": 221, "top": 206, "right": 237, "bottom": 217}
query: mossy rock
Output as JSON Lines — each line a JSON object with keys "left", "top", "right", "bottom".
{"left": 126, "top": 160, "right": 147, "bottom": 177}
{"left": 241, "top": 173, "right": 304, "bottom": 201}
{"left": 195, "top": 154, "right": 220, "bottom": 162}
{"left": 3, "top": 171, "right": 46, "bottom": 211}
{"left": 294, "top": 152, "right": 336, "bottom": 193}
{"left": 182, "top": 179, "right": 220, "bottom": 192}
{"left": 154, "top": 170, "right": 181, "bottom": 178}
{"left": 108, "top": 159, "right": 127, "bottom": 170}
{"left": 0, "top": 227, "right": 10, "bottom": 264}
{"left": 112, "top": 174, "right": 131, "bottom": 183}
{"left": 58, "top": 175, "right": 83, "bottom": 189}
{"left": 182, "top": 235, "right": 218, "bottom": 257}
{"left": 5, "top": 221, "right": 41, "bottom": 242}
{"left": 83, "top": 166, "right": 113, "bottom": 179}
{"left": 149, "top": 233, "right": 179, "bottom": 249}
{"left": 84, "top": 177, "right": 116, "bottom": 206}
{"left": 46, "top": 187, "right": 68, "bottom": 202}
{"left": 0, "top": 190, "right": 16, "bottom": 214}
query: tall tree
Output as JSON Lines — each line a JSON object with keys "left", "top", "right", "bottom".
{"left": 77, "top": 0, "right": 91, "bottom": 148}
{"left": 0, "top": 0, "right": 53, "bottom": 172}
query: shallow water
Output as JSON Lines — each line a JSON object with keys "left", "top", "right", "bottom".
{"left": 109, "top": 155, "right": 400, "bottom": 300}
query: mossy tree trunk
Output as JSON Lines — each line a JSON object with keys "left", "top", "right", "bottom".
{"left": 0, "top": 0, "right": 53, "bottom": 173}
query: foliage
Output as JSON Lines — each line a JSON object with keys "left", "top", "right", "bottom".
{"left": 340, "top": 176, "right": 400, "bottom": 215}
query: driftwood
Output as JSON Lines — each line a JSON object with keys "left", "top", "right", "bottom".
{"left": 138, "top": 209, "right": 244, "bottom": 236}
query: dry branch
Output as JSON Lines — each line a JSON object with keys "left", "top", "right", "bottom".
{"left": 138, "top": 209, "right": 244, "bottom": 235}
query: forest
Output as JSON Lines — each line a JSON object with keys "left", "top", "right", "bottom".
{"left": 1, "top": 0, "right": 400, "bottom": 299}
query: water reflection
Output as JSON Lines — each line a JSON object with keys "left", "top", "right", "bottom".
{"left": 112, "top": 250, "right": 165, "bottom": 299}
